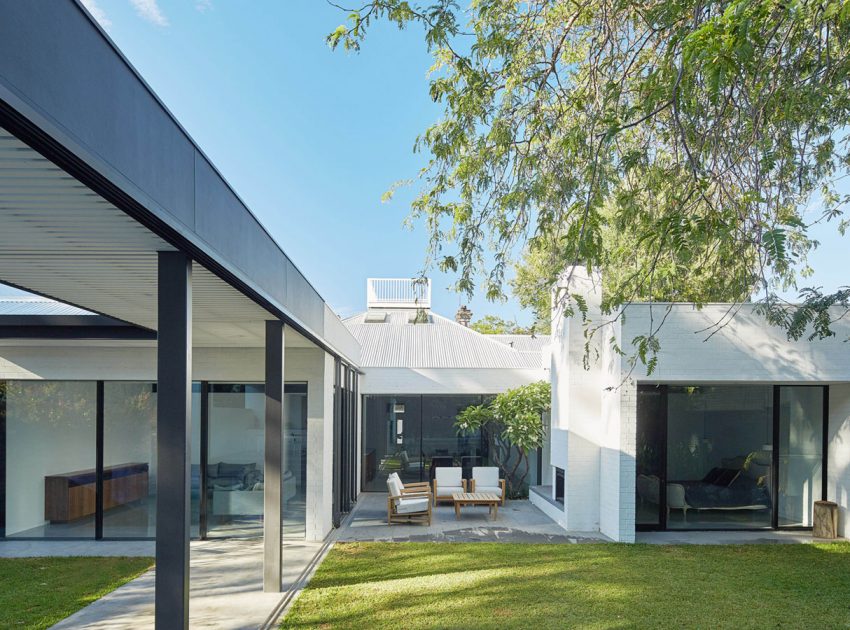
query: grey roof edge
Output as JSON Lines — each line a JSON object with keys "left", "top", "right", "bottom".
{"left": 69, "top": 0, "right": 324, "bottom": 309}
{"left": 0, "top": 2, "right": 359, "bottom": 367}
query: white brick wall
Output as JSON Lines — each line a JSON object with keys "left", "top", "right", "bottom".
{"left": 622, "top": 304, "right": 850, "bottom": 383}
{"left": 617, "top": 380, "right": 637, "bottom": 542}
{"left": 828, "top": 384, "right": 850, "bottom": 539}
{"left": 550, "top": 270, "right": 850, "bottom": 542}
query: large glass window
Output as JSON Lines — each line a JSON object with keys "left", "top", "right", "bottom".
{"left": 361, "top": 394, "right": 488, "bottom": 491}
{"left": 362, "top": 395, "right": 423, "bottom": 490}
{"left": 421, "top": 395, "right": 485, "bottom": 482}
{"left": 637, "top": 384, "right": 827, "bottom": 532}
{"left": 5, "top": 381, "right": 96, "bottom": 538}
{"left": 666, "top": 385, "right": 774, "bottom": 529}
{"left": 103, "top": 382, "right": 157, "bottom": 538}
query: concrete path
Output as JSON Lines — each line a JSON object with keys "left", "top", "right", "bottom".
{"left": 40, "top": 539, "right": 324, "bottom": 629}
{"left": 335, "top": 493, "right": 607, "bottom": 543}
{"left": 0, "top": 540, "right": 154, "bottom": 557}
{"left": 636, "top": 530, "right": 842, "bottom": 545}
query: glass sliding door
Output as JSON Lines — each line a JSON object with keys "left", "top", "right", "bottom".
{"left": 103, "top": 382, "right": 157, "bottom": 538}
{"left": 362, "top": 395, "right": 423, "bottom": 490}
{"left": 636, "top": 383, "right": 828, "bottom": 533}
{"left": 283, "top": 384, "right": 308, "bottom": 539}
{"left": 666, "top": 385, "right": 774, "bottom": 529}
{"left": 5, "top": 381, "right": 96, "bottom": 538}
{"left": 777, "top": 387, "right": 824, "bottom": 527}
{"left": 636, "top": 386, "right": 665, "bottom": 528}
{"left": 206, "top": 384, "right": 265, "bottom": 538}
{"left": 421, "top": 395, "right": 484, "bottom": 484}
{"left": 361, "top": 395, "right": 491, "bottom": 491}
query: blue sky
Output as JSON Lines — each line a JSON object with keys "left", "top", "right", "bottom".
{"left": 74, "top": 0, "right": 519, "bottom": 322}
{"left": 4, "top": 0, "right": 848, "bottom": 321}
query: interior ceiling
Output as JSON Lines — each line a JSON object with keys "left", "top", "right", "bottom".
{"left": 0, "top": 126, "right": 314, "bottom": 349}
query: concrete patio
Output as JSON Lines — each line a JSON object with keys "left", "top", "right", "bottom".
{"left": 636, "top": 530, "right": 844, "bottom": 545}
{"left": 335, "top": 492, "right": 607, "bottom": 543}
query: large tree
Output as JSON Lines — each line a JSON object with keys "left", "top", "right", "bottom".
{"left": 329, "top": 0, "right": 850, "bottom": 351}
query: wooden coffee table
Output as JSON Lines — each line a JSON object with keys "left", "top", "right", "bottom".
{"left": 452, "top": 492, "right": 500, "bottom": 520}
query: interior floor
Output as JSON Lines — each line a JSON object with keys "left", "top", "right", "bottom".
{"left": 6, "top": 496, "right": 308, "bottom": 539}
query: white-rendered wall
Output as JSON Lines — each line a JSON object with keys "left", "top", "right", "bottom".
{"left": 549, "top": 300, "right": 569, "bottom": 486}
{"left": 0, "top": 342, "right": 337, "bottom": 540}
{"left": 550, "top": 269, "right": 608, "bottom": 533}
{"left": 599, "top": 319, "right": 636, "bottom": 542}
{"left": 305, "top": 353, "right": 335, "bottom": 541}
{"left": 828, "top": 384, "right": 850, "bottom": 538}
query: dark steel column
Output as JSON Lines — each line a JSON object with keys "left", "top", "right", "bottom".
{"left": 0, "top": 381, "right": 6, "bottom": 539}
{"left": 199, "top": 381, "right": 209, "bottom": 540}
{"left": 156, "top": 251, "right": 192, "bottom": 629}
{"left": 95, "top": 381, "right": 104, "bottom": 540}
{"left": 264, "top": 320, "right": 284, "bottom": 592}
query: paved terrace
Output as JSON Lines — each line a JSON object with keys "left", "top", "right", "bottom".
{"left": 336, "top": 493, "right": 608, "bottom": 543}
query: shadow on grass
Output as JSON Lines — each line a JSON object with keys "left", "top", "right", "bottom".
{"left": 283, "top": 542, "right": 850, "bottom": 629}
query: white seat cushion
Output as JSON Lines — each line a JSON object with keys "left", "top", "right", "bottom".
{"left": 435, "top": 467, "right": 462, "bottom": 487}
{"left": 396, "top": 496, "right": 429, "bottom": 514}
{"left": 436, "top": 485, "right": 464, "bottom": 496}
{"left": 387, "top": 476, "right": 404, "bottom": 505}
{"left": 473, "top": 467, "right": 500, "bottom": 487}
{"left": 475, "top": 485, "right": 503, "bottom": 497}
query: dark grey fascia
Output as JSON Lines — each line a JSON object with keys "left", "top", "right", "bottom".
{"left": 0, "top": 0, "right": 351, "bottom": 363}
{"left": 0, "top": 316, "right": 156, "bottom": 340}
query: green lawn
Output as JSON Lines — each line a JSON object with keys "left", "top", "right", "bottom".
{"left": 282, "top": 542, "right": 850, "bottom": 629}
{"left": 0, "top": 557, "right": 153, "bottom": 629}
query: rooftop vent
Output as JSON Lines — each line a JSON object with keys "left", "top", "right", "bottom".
{"left": 363, "top": 310, "right": 388, "bottom": 323}
{"left": 367, "top": 278, "right": 431, "bottom": 309}
{"left": 407, "top": 310, "right": 431, "bottom": 324}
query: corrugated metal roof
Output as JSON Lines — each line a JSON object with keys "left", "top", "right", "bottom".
{"left": 488, "top": 334, "right": 549, "bottom": 353}
{"left": 0, "top": 296, "right": 94, "bottom": 316}
{"left": 344, "top": 309, "right": 547, "bottom": 369}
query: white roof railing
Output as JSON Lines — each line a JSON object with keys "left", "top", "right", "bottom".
{"left": 367, "top": 277, "right": 431, "bottom": 309}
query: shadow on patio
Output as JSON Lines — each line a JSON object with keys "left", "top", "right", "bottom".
{"left": 334, "top": 493, "right": 608, "bottom": 543}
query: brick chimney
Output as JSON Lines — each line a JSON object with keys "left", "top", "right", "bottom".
{"left": 455, "top": 305, "right": 472, "bottom": 327}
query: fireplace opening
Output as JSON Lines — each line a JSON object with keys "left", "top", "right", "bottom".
{"left": 555, "top": 467, "right": 565, "bottom": 505}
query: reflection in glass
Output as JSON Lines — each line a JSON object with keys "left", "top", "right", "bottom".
{"left": 206, "top": 384, "right": 265, "bottom": 538}
{"left": 778, "top": 387, "right": 823, "bottom": 527}
{"left": 5, "top": 381, "right": 96, "bottom": 538}
{"left": 361, "top": 395, "right": 489, "bottom": 491}
{"left": 666, "top": 386, "right": 773, "bottom": 530}
{"left": 362, "top": 395, "right": 423, "bottom": 489}
{"left": 421, "top": 395, "right": 485, "bottom": 483}
{"left": 283, "top": 384, "right": 308, "bottom": 539}
{"left": 636, "top": 387, "right": 664, "bottom": 527}
{"left": 103, "top": 382, "right": 157, "bottom": 538}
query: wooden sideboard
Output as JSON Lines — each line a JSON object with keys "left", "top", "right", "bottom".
{"left": 45, "top": 463, "right": 149, "bottom": 523}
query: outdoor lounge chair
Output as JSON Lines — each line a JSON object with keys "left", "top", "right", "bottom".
{"left": 432, "top": 467, "right": 466, "bottom": 505}
{"left": 470, "top": 467, "right": 506, "bottom": 505}
{"left": 386, "top": 472, "right": 432, "bottom": 525}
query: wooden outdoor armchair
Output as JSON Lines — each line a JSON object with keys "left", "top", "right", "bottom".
{"left": 470, "top": 467, "right": 507, "bottom": 506}
{"left": 386, "top": 475, "right": 433, "bottom": 525}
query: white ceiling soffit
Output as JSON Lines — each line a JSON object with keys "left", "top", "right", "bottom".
{"left": 0, "top": 127, "right": 314, "bottom": 349}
